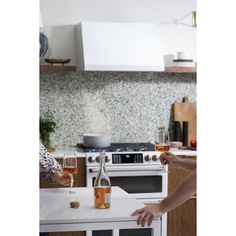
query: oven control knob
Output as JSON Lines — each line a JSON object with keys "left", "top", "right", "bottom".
{"left": 96, "top": 156, "right": 101, "bottom": 163}
{"left": 144, "top": 155, "right": 151, "bottom": 161}
{"left": 152, "top": 155, "right": 158, "bottom": 161}
{"left": 88, "top": 156, "right": 95, "bottom": 163}
{"left": 105, "top": 156, "right": 110, "bottom": 162}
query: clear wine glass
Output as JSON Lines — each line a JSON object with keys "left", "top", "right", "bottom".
{"left": 155, "top": 127, "right": 170, "bottom": 172}
{"left": 62, "top": 151, "right": 78, "bottom": 194}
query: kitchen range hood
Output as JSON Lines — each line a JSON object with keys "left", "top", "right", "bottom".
{"left": 75, "top": 21, "right": 164, "bottom": 72}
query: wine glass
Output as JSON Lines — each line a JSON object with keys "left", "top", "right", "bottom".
{"left": 63, "top": 151, "right": 78, "bottom": 194}
{"left": 155, "top": 127, "right": 170, "bottom": 171}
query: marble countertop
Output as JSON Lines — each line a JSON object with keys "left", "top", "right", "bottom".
{"left": 40, "top": 186, "right": 162, "bottom": 233}
{"left": 40, "top": 186, "right": 144, "bottom": 225}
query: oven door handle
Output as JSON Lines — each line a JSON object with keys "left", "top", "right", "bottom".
{"left": 89, "top": 167, "right": 168, "bottom": 173}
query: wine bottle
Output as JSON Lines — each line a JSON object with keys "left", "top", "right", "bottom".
{"left": 94, "top": 151, "right": 111, "bottom": 209}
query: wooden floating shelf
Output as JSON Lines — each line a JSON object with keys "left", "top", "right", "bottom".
{"left": 40, "top": 65, "right": 196, "bottom": 73}
{"left": 165, "top": 67, "right": 196, "bottom": 73}
{"left": 40, "top": 64, "right": 76, "bottom": 72}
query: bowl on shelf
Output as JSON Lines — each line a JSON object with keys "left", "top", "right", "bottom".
{"left": 170, "top": 141, "right": 183, "bottom": 149}
{"left": 44, "top": 58, "right": 71, "bottom": 65}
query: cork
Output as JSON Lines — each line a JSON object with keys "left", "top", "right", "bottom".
{"left": 70, "top": 201, "right": 80, "bottom": 209}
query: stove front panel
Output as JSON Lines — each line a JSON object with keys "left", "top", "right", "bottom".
{"left": 86, "top": 151, "right": 162, "bottom": 166}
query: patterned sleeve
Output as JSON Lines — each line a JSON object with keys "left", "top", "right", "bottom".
{"left": 39, "top": 142, "right": 62, "bottom": 183}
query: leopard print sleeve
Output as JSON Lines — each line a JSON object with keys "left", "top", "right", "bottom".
{"left": 39, "top": 142, "right": 62, "bottom": 183}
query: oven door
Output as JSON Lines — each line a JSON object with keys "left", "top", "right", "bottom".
{"left": 87, "top": 165, "right": 168, "bottom": 201}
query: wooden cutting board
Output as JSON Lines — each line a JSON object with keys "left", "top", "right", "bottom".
{"left": 174, "top": 99, "right": 196, "bottom": 146}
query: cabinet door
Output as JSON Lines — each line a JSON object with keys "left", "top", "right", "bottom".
{"left": 167, "top": 156, "right": 196, "bottom": 236}
{"left": 40, "top": 158, "right": 86, "bottom": 188}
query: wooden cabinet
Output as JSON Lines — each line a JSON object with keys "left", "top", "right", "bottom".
{"left": 40, "top": 158, "right": 86, "bottom": 188}
{"left": 40, "top": 64, "right": 76, "bottom": 72}
{"left": 40, "top": 157, "right": 86, "bottom": 236}
{"left": 165, "top": 67, "right": 196, "bottom": 73}
{"left": 167, "top": 156, "right": 196, "bottom": 236}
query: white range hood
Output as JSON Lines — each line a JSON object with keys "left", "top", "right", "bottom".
{"left": 75, "top": 21, "right": 164, "bottom": 72}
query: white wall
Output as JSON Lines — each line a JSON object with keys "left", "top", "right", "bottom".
{"left": 40, "top": 0, "right": 196, "bottom": 61}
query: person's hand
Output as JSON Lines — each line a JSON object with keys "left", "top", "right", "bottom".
{"left": 52, "top": 171, "right": 74, "bottom": 187}
{"left": 159, "top": 151, "right": 181, "bottom": 167}
{"left": 131, "top": 203, "right": 166, "bottom": 227}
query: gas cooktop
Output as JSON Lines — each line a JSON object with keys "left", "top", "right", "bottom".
{"left": 77, "top": 142, "right": 155, "bottom": 153}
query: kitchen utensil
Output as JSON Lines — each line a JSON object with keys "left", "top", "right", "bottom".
{"left": 81, "top": 134, "right": 112, "bottom": 148}
{"left": 174, "top": 97, "right": 196, "bottom": 146}
{"left": 182, "top": 121, "right": 189, "bottom": 146}
{"left": 174, "top": 121, "right": 181, "bottom": 141}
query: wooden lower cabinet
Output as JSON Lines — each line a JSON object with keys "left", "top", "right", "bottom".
{"left": 167, "top": 156, "right": 196, "bottom": 236}
{"left": 40, "top": 157, "right": 86, "bottom": 236}
{"left": 40, "top": 158, "right": 86, "bottom": 188}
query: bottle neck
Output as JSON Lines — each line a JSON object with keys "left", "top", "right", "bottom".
{"left": 99, "top": 154, "right": 106, "bottom": 172}
{"left": 94, "top": 152, "right": 111, "bottom": 188}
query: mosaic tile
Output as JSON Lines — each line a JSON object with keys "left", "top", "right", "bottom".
{"left": 40, "top": 72, "right": 196, "bottom": 147}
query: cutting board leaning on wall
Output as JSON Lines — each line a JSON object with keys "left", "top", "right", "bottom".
{"left": 174, "top": 97, "right": 196, "bottom": 146}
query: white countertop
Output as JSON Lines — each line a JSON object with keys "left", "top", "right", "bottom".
{"left": 40, "top": 186, "right": 144, "bottom": 225}
{"left": 51, "top": 147, "right": 196, "bottom": 159}
{"left": 40, "top": 187, "right": 161, "bottom": 234}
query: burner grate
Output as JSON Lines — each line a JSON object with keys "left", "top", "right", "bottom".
{"left": 77, "top": 142, "right": 155, "bottom": 152}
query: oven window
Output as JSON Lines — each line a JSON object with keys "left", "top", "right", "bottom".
{"left": 120, "top": 228, "right": 151, "bottom": 236}
{"left": 93, "top": 176, "right": 162, "bottom": 193}
{"left": 92, "top": 229, "right": 151, "bottom": 236}
{"left": 92, "top": 230, "right": 112, "bottom": 236}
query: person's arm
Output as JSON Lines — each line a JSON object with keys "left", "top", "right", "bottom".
{"left": 160, "top": 151, "right": 196, "bottom": 171}
{"left": 39, "top": 142, "right": 73, "bottom": 186}
{"left": 131, "top": 169, "right": 196, "bottom": 227}
{"left": 161, "top": 169, "right": 196, "bottom": 211}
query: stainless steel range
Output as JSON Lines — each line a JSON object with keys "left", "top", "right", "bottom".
{"left": 82, "top": 142, "right": 168, "bottom": 236}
